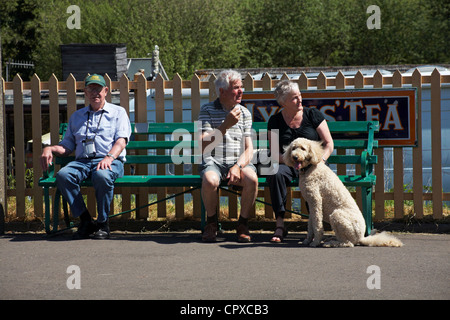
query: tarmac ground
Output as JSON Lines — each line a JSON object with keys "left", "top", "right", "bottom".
{"left": 1, "top": 230, "right": 448, "bottom": 304}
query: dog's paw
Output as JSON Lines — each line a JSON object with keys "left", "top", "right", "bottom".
{"left": 323, "top": 240, "right": 354, "bottom": 248}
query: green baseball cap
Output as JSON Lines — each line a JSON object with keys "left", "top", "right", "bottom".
{"left": 85, "top": 74, "right": 106, "bottom": 87}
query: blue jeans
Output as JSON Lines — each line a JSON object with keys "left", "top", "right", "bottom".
{"left": 55, "top": 158, "right": 124, "bottom": 223}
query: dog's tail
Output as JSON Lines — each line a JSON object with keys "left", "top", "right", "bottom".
{"left": 359, "top": 231, "right": 403, "bottom": 247}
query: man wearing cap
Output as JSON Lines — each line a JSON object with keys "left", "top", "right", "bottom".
{"left": 40, "top": 74, "right": 131, "bottom": 239}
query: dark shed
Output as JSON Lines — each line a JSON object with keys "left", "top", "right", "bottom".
{"left": 60, "top": 43, "right": 127, "bottom": 81}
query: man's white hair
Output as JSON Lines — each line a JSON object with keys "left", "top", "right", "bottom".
{"left": 214, "top": 69, "right": 242, "bottom": 97}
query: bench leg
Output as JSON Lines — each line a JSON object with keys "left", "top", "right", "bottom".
{"left": 52, "top": 189, "right": 61, "bottom": 233}
{"left": 44, "top": 187, "right": 74, "bottom": 234}
{"left": 43, "top": 187, "right": 62, "bottom": 234}
{"left": 44, "top": 187, "right": 51, "bottom": 234}
{"left": 361, "top": 186, "right": 373, "bottom": 236}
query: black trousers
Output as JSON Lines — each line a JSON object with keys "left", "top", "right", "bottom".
{"left": 267, "top": 164, "right": 299, "bottom": 219}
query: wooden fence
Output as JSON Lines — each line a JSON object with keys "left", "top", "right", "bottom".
{"left": 2, "top": 69, "right": 450, "bottom": 223}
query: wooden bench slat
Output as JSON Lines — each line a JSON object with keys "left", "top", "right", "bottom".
{"left": 131, "top": 122, "right": 195, "bottom": 134}
{"left": 127, "top": 140, "right": 197, "bottom": 149}
{"left": 328, "top": 154, "right": 377, "bottom": 165}
{"left": 254, "top": 139, "right": 378, "bottom": 150}
{"left": 125, "top": 155, "right": 201, "bottom": 164}
{"left": 253, "top": 120, "right": 378, "bottom": 133}
{"left": 40, "top": 174, "right": 375, "bottom": 188}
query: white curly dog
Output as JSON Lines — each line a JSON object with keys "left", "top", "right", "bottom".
{"left": 283, "top": 138, "right": 403, "bottom": 248}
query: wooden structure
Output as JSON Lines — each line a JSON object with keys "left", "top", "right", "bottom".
{"left": 2, "top": 69, "right": 450, "bottom": 223}
{"left": 61, "top": 44, "right": 127, "bottom": 81}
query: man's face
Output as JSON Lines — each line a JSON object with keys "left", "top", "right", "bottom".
{"left": 85, "top": 84, "right": 108, "bottom": 106}
{"left": 219, "top": 79, "right": 243, "bottom": 109}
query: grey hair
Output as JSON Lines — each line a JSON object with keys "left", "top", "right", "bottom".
{"left": 214, "top": 69, "right": 242, "bottom": 97}
{"left": 274, "top": 80, "right": 300, "bottom": 105}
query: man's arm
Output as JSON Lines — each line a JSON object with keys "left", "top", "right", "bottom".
{"left": 200, "top": 106, "right": 241, "bottom": 152}
{"left": 237, "top": 136, "right": 254, "bottom": 168}
{"left": 40, "top": 145, "right": 71, "bottom": 171}
{"left": 227, "top": 136, "right": 254, "bottom": 185}
{"left": 96, "top": 137, "right": 127, "bottom": 171}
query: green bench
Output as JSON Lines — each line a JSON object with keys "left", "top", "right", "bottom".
{"left": 39, "top": 120, "right": 378, "bottom": 235}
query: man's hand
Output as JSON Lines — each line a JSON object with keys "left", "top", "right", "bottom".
{"left": 96, "top": 156, "right": 114, "bottom": 171}
{"left": 40, "top": 145, "right": 69, "bottom": 171}
{"left": 40, "top": 147, "right": 54, "bottom": 172}
{"left": 97, "top": 138, "right": 126, "bottom": 171}
{"left": 227, "top": 164, "right": 241, "bottom": 186}
{"left": 221, "top": 106, "right": 241, "bottom": 131}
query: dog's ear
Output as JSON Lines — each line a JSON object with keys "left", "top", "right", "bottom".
{"left": 282, "top": 142, "right": 294, "bottom": 167}
{"left": 309, "top": 140, "right": 325, "bottom": 165}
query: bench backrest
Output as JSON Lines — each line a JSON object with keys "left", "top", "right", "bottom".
{"left": 253, "top": 121, "right": 379, "bottom": 177}
{"left": 55, "top": 120, "right": 379, "bottom": 176}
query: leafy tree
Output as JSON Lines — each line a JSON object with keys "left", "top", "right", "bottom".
{"left": 1, "top": 0, "right": 448, "bottom": 81}
{"left": 0, "top": 0, "right": 42, "bottom": 80}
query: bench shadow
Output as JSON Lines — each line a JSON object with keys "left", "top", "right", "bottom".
{"left": 2, "top": 232, "right": 203, "bottom": 244}
{"left": 2, "top": 231, "right": 335, "bottom": 248}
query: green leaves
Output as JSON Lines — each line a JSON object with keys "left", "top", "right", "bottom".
{"left": 1, "top": 0, "right": 448, "bottom": 80}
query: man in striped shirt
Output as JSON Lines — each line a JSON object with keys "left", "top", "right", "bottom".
{"left": 198, "top": 70, "right": 258, "bottom": 243}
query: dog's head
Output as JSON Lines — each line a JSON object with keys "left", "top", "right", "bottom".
{"left": 283, "top": 138, "right": 324, "bottom": 170}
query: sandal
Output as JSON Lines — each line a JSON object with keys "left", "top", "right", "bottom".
{"left": 270, "top": 226, "right": 288, "bottom": 243}
{"left": 236, "top": 224, "right": 251, "bottom": 243}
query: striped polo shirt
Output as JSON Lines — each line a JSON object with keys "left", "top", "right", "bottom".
{"left": 199, "top": 98, "right": 253, "bottom": 165}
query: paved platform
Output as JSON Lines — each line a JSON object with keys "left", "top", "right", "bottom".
{"left": 0, "top": 231, "right": 448, "bottom": 301}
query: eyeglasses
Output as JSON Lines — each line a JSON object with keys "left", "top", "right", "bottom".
{"left": 85, "top": 86, "right": 105, "bottom": 94}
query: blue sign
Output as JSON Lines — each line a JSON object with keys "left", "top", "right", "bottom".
{"left": 242, "top": 88, "right": 417, "bottom": 146}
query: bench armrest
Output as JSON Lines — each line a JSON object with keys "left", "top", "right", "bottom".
{"left": 360, "top": 151, "right": 368, "bottom": 177}
{"left": 42, "top": 163, "right": 55, "bottom": 179}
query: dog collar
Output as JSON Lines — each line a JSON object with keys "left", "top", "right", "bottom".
{"left": 298, "top": 164, "right": 313, "bottom": 174}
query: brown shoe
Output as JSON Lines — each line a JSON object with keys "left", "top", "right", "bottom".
{"left": 202, "top": 222, "right": 217, "bottom": 242}
{"left": 237, "top": 224, "right": 251, "bottom": 243}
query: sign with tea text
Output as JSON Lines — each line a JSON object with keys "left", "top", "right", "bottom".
{"left": 242, "top": 89, "right": 417, "bottom": 146}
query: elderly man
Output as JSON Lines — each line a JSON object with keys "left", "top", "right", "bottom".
{"left": 40, "top": 74, "right": 131, "bottom": 239}
{"left": 198, "top": 69, "right": 258, "bottom": 242}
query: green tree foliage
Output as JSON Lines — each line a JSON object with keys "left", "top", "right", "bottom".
{"left": 0, "top": 0, "right": 41, "bottom": 80}
{"left": 1, "top": 0, "right": 448, "bottom": 80}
